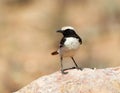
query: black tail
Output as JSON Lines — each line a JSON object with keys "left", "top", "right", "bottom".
{"left": 51, "top": 51, "right": 58, "bottom": 55}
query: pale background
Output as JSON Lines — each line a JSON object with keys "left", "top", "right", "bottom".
{"left": 0, "top": 0, "right": 120, "bottom": 93}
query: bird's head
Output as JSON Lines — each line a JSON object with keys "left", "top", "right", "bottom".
{"left": 57, "top": 26, "right": 76, "bottom": 36}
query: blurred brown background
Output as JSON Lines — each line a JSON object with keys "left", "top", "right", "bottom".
{"left": 0, "top": 0, "right": 120, "bottom": 93}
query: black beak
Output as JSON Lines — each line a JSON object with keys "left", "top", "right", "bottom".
{"left": 57, "top": 30, "right": 62, "bottom": 33}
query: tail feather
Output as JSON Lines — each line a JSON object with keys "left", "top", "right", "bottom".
{"left": 51, "top": 51, "right": 58, "bottom": 55}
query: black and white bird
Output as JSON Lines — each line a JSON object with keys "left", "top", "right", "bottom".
{"left": 51, "top": 26, "right": 82, "bottom": 74}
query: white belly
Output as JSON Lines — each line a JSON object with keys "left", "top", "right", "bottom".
{"left": 64, "top": 37, "right": 80, "bottom": 50}
{"left": 58, "top": 37, "right": 80, "bottom": 57}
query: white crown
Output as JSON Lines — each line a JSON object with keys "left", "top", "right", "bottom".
{"left": 61, "top": 26, "right": 75, "bottom": 31}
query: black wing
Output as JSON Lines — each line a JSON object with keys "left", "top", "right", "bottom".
{"left": 59, "top": 37, "right": 66, "bottom": 48}
{"left": 76, "top": 36, "right": 82, "bottom": 44}
{"left": 73, "top": 32, "right": 82, "bottom": 44}
{"left": 78, "top": 36, "right": 82, "bottom": 44}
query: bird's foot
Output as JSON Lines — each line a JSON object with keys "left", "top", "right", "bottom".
{"left": 61, "top": 67, "right": 76, "bottom": 74}
{"left": 61, "top": 69, "right": 68, "bottom": 74}
{"left": 61, "top": 67, "right": 83, "bottom": 74}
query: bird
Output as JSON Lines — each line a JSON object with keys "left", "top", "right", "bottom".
{"left": 51, "top": 26, "right": 82, "bottom": 74}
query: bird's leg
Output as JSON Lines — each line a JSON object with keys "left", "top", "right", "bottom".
{"left": 60, "top": 56, "right": 68, "bottom": 74}
{"left": 71, "top": 57, "right": 83, "bottom": 70}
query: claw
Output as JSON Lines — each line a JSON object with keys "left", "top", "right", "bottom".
{"left": 61, "top": 70, "right": 68, "bottom": 74}
{"left": 61, "top": 67, "right": 83, "bottom": 74}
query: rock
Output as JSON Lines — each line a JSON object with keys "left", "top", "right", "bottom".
{"left": 14, "top": 67, "right": 120, "bottom": 93}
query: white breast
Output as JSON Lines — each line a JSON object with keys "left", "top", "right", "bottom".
{"left": 64, "top": 37, "right": 80, "bottom": 50}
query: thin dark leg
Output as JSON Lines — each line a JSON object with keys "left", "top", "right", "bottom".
{"left": 71, "top": 57, "right": 82, "bottom": 70}
{"left": 60, "top": 56, "right": 68, "bottom": 74}
{"left": 71, "top": 57, "right": 79, "bottom": 68}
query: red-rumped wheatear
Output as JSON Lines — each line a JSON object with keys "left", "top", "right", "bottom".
{"left": 51, "top": 26, "right": 82, "bottom": 74}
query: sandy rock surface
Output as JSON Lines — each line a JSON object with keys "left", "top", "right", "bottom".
{"left": 14, "top": 67, "right": 120, "bottom": 93}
